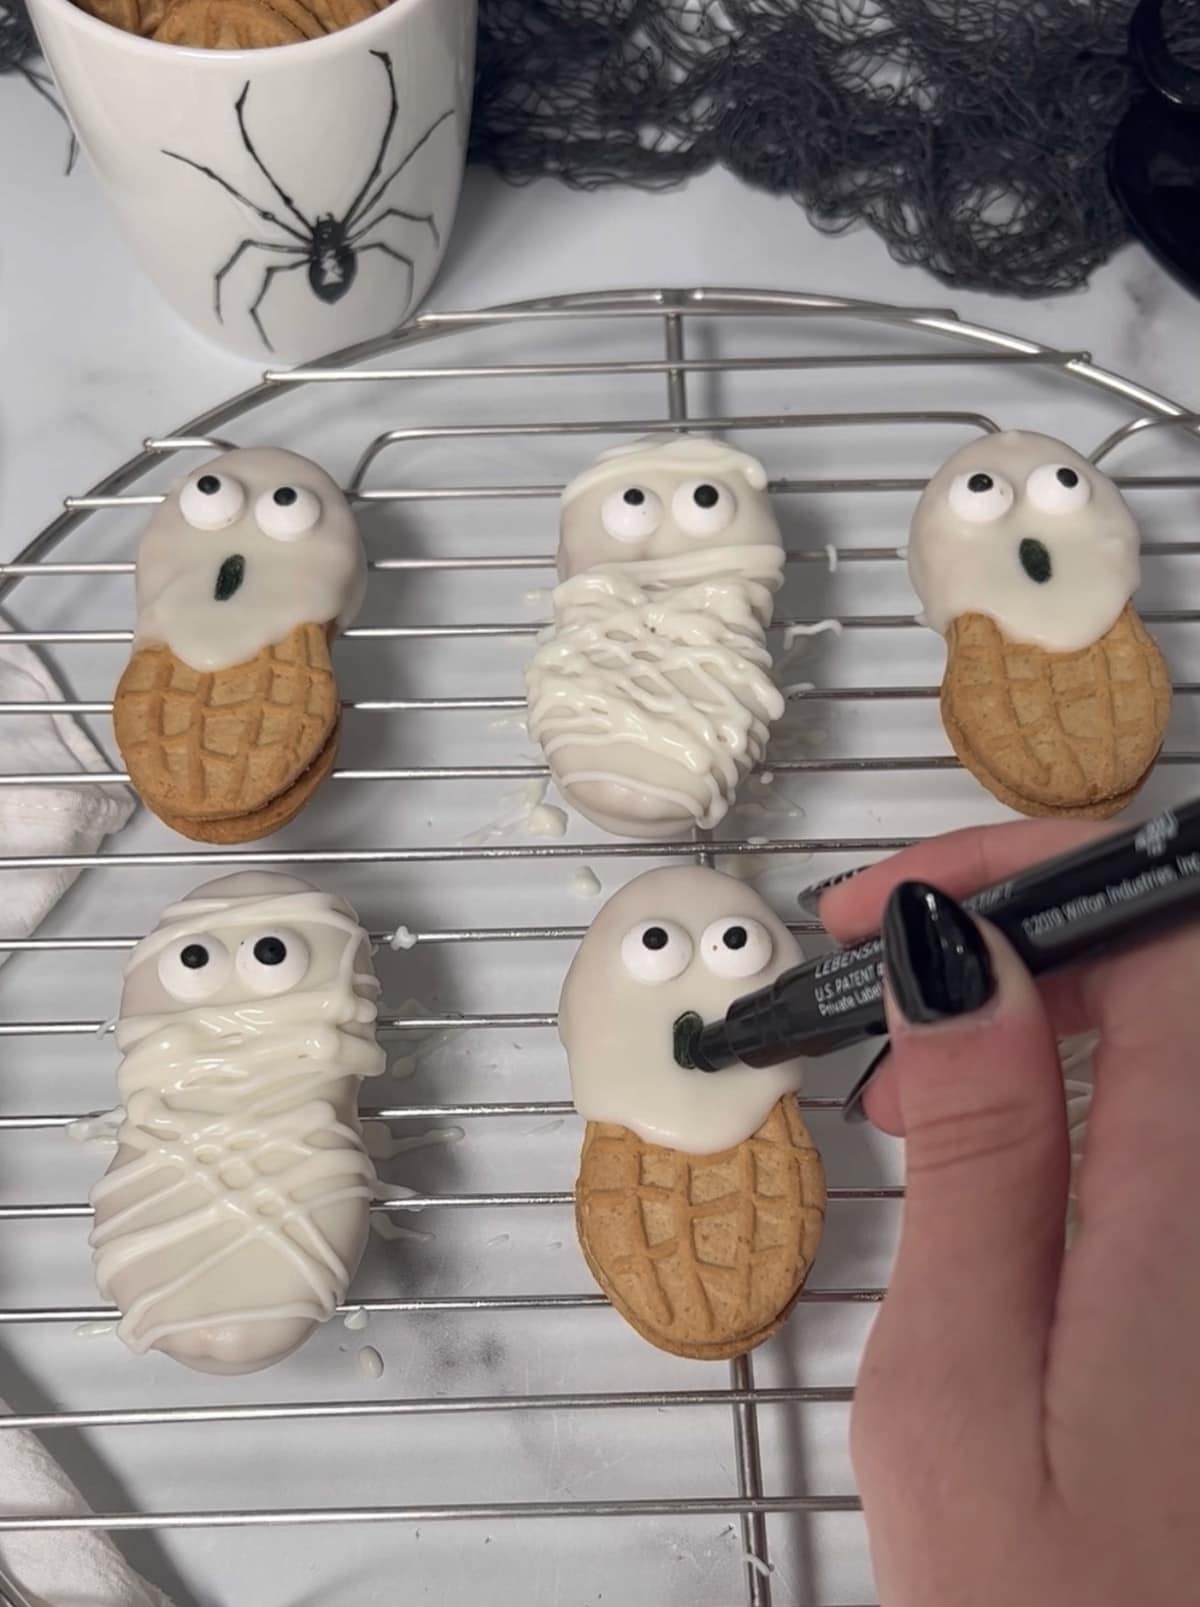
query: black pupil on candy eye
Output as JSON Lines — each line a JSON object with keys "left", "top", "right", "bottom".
{"left": 623, "top": 488, "right": 645, "bottom": 507}
{"left": 722, "top": 926, "right": 748, "bottom": 949}
{"left": 967, "top": 473, "right": 993, "bottom": 494}
{"left": 642, "top": 927, "right": 669, "bottom": 951}
{"left": 273, "top": 486, "right": 298, "bottom": 506}
{"left": 197, "top": 476, "right": 220, "bottom": 496}
{"left": 253, "top": 936, "right": 287, "bottom": 966}
{"left": 1056, "top": 468, "right": 1079, "bottom": 488}
{"left": 694, "top": 484, "right": 719, "bottom": 508}
{"left": 180, "top": 944, "right": 209, "bottom": 969}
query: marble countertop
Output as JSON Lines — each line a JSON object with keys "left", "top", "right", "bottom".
{"left": 1, "top": 70, "right": 1198, "bottom": 557}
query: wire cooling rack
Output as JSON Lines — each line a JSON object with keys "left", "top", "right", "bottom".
{"left": 1, "top": 287, "right": 1199, "bottom": 1607}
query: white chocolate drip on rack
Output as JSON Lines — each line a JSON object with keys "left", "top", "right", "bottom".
{"left": 91, "top": 876, "right": 386, "bottom": 1374}
{"left": 526, "top": 545, "right": 785, "bottom": 834}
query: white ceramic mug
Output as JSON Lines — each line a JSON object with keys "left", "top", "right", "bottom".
{"left": 28, "top": 0, "right": 475, "bottom": 362}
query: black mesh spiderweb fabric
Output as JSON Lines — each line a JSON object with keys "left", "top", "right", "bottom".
{"left": 470, "top": 0, "right": 1200, "bottom": 296}
{"left": 6, "top": 0, "right": 1200, "bottom": 294}
{"left": 1, "top": 0, "right": 76, "bottom": 168}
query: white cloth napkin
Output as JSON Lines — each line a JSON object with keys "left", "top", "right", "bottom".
{"left": 0, "top": 1399, "right": 174, "bottom": 1607}
{"left": 0, "top": 626, "right": 134, "bottom": 966}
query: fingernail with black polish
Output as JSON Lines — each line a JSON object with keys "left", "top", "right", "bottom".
{"left": 796, "top": 866, "right": 859, "bottom": 919}
{"left": 883, "top": 881, "right": 995, "bottom": 1025}
{"left": 842, "top": 1040, "right": 890, "bottom": 1124}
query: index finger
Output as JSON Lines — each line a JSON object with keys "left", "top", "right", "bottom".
{"left": 820, "top": 818, "right": 1117, "bottom": 945}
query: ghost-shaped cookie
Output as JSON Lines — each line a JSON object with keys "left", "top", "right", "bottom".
{"left": 561, "top": 866, "right": 826, "bottom": 1358}
{"left": 113, "top": 447, "right": 365, "bottom": 841}
{"left": 91, "top": 871, "right": 386, "bottom": 1374}
{"left": 525, "top": 436, "right": 787, "bottom": 839}
{"left": 909, "top": 430, "right": 1171, "bottom": 817}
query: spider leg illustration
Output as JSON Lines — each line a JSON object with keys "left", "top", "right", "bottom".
{"left": 163, "top": 151, "right": 310, "bottom": 244}
{"left": 348, "top": 205, "right": 441, "bottom": 250}
{"left": 341, "top": 50, "right": 400, "bottom": 228}
{"left": 21, "top": 67, "right": 78, "bottom": 174}
{"left": 355, "top": 241, "right": 415, "bottom": 318}
{"left": 214, "top": 238, "right": 307, "bottom": 325}
{"left": 345, "top": 108, "right": 455, "bottom": 234}
{"left": 248, "top": 258, "right": 310, "bottom": 353}
{"left": 233, "top": 81, "right": 313, "bottom": 234}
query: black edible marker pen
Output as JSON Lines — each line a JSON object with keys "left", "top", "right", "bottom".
{"left": 675, "top": 799, "right": 1200, "bottom": 1076}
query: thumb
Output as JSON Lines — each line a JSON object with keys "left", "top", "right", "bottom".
{"left": 859, "top": 884, "right": 1067, "bottom": 1464}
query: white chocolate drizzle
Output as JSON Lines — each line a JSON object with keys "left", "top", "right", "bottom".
{"left": 92, "top": 885, "right": 385, "bottom": 1359}
{"left": 782, "top": 619, "right": 843, "bottom": 646}
{"left": 526, "top": 545, "right": 785, "bottom": 831}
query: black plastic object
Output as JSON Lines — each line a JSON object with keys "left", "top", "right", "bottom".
{"left": 1109, "top": 0, "right": 1200, "bottom": 294}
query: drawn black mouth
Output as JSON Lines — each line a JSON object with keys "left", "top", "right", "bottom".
{"left": 673, "top": 1010, "right": 703, "bottom": 1070}
{"left": 214, "top": 554, "right": 246, "bottom": 601}
{"left": 1019, "top": 538, "right": 1052, "bottom": 585}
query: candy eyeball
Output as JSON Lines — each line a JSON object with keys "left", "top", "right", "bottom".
{"left": 600, "top": 485, "right": 664, "bottom": 544}
{"left": 156, "top": 934, "right": 233, "bottom": 1001}
{"left": 947, "top": 470, "right": 1015, "bottom": 525}
{"left": 699, "top": 916, "right": 773, "bottom": 978}
{"left": 1025, "top": 462, "right": 1092, "bottom": 515}
{"left": 179, "top": 471, "right": 246, "bottom": 532}
{"left": 234, "top": 929, "right": 310, "bottom": 995}
{"left": 255, "top": 485, "right": 322, "bottom": 542}
{"left": 620, "top": 919, "right": 693, "bottom": 983}
{"left": 671, "top": 479, "right": 737, "bottom": 538}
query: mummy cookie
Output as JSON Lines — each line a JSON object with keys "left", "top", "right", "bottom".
{"left": 90, "top": 873, "right": 385, "bottom": 1374}
{"left": 113, "top": 448, "right": 365, "bottom": 842}
{"left": 910, "top": 431, "right": 1171, "bottom": 818}
{"left": 525, "top": 437, "right": 786, "bottom": 838}
{"left": 561, "top": 867, "right": 825, "bottom": 1358}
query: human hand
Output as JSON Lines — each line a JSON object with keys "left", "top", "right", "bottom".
{"left": 819, "top": 818, "right": 1200, "bottom": 1607}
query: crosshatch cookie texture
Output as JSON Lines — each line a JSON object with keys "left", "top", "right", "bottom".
{"left": 113, "top": 447, "right": 364, "bottom": 842}
{"left": 74, "top": 0, "right": 387, "bottom": 46}
{"left": 115, "top": 624, "right": 339, "bottom": 823}
{"left": 941, "top": 605, "right": 1171, "bottom": 819}
{"left": 909, "top": 429, "right": 1171, "bottom": 818}
{"left": 576, "top": 1099, "right": 826, "bottom": 1360}
{"left": 559, "top": 865, "right": 827, "bottom": 1357}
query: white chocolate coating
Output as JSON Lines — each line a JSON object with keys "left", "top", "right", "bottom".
{"left": 91, "top": 873, "right": 386, "bottom": 1374}
{"left": 908, "top": 431, "right": 1141, "bottom": 651}
{"left": 528, "top": 437, "right": 785, "bottom": 838}
{"left": 557, "top": 435, "right": 778, "bottom": 578}
{"left": 559, "top": 866, "right": 807, "bottom": 1154}
{"left": 133, "top": 448, "right": 366, "bottom": 673}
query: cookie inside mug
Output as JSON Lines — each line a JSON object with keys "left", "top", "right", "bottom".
{"left": 74, "top": 0, "right": 392, "bottom": 48}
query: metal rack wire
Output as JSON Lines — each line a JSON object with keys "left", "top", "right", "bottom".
{"left": 1, "top": 288, "right": 1198, "bottom": 1607}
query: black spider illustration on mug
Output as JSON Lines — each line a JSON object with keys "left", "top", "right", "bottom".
{"left": 162, "top": 50, "right": 454, "bottom": 352}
